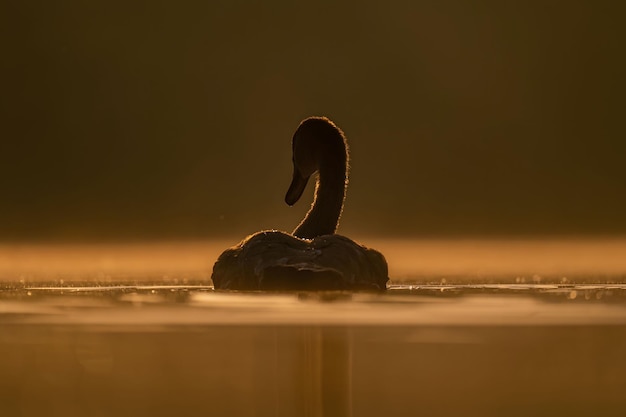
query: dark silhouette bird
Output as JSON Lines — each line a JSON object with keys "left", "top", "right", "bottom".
{"left": 211, "top": 117, "right": 388, "bottom": 290}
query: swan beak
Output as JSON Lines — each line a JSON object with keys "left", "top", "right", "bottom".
{"left": 285, "top": 169, "right": 309, "bottom": 206}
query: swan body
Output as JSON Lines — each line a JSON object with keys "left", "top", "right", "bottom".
{"left": 211, "top": 117, "right": 388, "bottom": 291}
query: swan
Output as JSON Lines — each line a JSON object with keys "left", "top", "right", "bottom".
{"left": 211, "top": 117, "right": 388, "bottom": 291}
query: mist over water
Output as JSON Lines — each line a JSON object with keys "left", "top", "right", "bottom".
{"left": 1, "top": 238, "right": 626, "bottom": 284}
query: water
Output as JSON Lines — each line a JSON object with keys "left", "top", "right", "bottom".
{"left": 1, "top": 239, "right": 626, "bottom": 416}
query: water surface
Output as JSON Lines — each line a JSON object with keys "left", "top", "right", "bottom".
{"left": 1, "top": 239, "right": 625, "bottom": 416}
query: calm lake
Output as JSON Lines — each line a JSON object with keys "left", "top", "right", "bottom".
{"left": 1, "top": 238, "right": 625, "bottom": 416}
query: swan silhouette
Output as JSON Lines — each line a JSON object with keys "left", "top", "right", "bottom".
{"left": 211, "top": 117, "right": 388, "bottom": 290}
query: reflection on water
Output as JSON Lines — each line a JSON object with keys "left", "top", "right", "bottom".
{"left": 1, "top": 239, "right": 626, "bottom": 416}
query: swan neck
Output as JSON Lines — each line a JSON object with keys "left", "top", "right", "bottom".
{"left": 292, "top": 163, "right": 347, "bottom": 239}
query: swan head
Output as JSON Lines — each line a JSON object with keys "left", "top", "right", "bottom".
{"left": 285, "top": 117, "right": 348, "bottom": 206}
